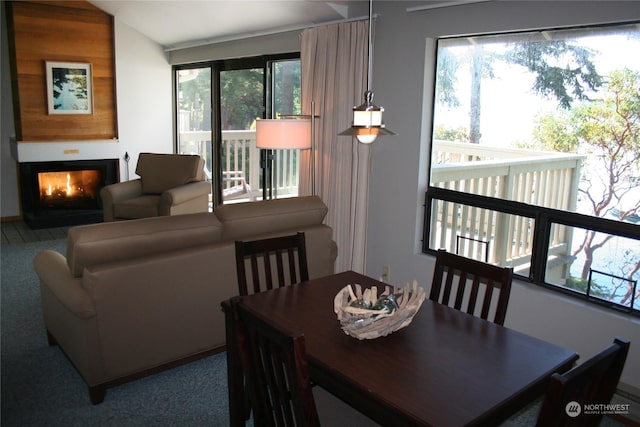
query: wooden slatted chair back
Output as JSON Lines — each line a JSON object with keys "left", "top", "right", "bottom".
{"left": 235, "top": 232, "right": 309, "bottom": 296}
{"left": 536, "top": 337, "right": 630, "bottom": 427}
{"left": 233, "top": 297, "right": 320, "bottom": 427}
{"left": 430, "top": 249, "right": 513, "bottom": 325}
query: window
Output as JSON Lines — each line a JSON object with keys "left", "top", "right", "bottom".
{"left": 424, "top": 22, "right": 640, "bottom": 314}
{"left": 174, "top": 54, "right": 301, "bottom": 206}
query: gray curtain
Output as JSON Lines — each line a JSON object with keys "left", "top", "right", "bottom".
{"left": 300, "top": 20, "right": 370, "bottom": 273}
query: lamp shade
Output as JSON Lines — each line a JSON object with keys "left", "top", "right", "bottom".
{"left": 256, "top": 119, "right": 312, "bottom": 149}
{"left": 339, "top": 90, "right": 396, "bottom": 144}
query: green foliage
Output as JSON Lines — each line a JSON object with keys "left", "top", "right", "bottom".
{"left": 507, "top": 41, "right": 603, "bottom": 109}
{"left": 436, "top": 50, "right": 461, "bottom": 108}
{"left": 573, "top": 69, "right": 640, "bottom": 153}
{"left": 534, "top": 68, "right": 640, "bottom": 164}
{"left": 532, "top": 113, "right": 579, "bottom": 152}
{"left": 565, "top": 277, "right": 608, "bottom": 299}
{"left": 178, "top": 68, "right": 212, "bottom": 131}
{"left": 435, "top": 38, "right": 604, "bottom": 115}
{"left": 434, "top": 125, "right": 469, "bottom": 142}
{"left": 220, "top": 69, "right": 265, "bottom": 130}
{"left": 179, "top": 62, "right": 302, "bottom": 132}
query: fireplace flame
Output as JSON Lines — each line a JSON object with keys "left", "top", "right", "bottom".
{"left": 66, "top": 173, "right": 72, "bottom": 196}
{"left": 38, "top": 170, "right": 100, "bottom": 200}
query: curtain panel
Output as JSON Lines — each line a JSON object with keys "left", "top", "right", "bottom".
{"left": 300, "top": 20, "right": 371, "bottom": 273}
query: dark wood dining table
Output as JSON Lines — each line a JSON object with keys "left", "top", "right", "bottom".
{"left": 222, "top": 270, "right": 578, "bottom": 426}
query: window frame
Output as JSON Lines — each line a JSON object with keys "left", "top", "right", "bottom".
{"left": 422, "top": 22, "right": 640, "bottom": 316}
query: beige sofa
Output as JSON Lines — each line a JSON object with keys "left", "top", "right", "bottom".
{"left": 100, "top": 152, "right": 211, "bottom": 221}
{"left": 33, "top": 196, "right": 337, "bottom": 404}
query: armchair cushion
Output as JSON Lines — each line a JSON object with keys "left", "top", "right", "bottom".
{"left": 136, "top": 153, "right": 205, "bottom": 194}
{"left": 113, "top": 195, "right": 160, "bottom": 219}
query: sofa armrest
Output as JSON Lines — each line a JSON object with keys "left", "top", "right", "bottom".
{"left": 160, "top": 180, "right": 210, "bottom": 207}
{"left": 100, "top": 180, "right": 143, "bottom": 222}
{"left": 34, "top": 250, "right": 96, "bottom": 319}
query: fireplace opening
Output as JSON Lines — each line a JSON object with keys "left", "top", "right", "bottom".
{"left": 38, "top": 170, "right": 102, "bottom": 210}
{"left": 20, "top": 159, "right": 119, "bottom": 229}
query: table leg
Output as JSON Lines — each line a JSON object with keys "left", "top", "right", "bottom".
{"left": 222, "top": 298, "right": 247, "bottom": 427}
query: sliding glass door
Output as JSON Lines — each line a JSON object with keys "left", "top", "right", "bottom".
{"left": 174, "top": 53, "right": 300, "bottom": 207}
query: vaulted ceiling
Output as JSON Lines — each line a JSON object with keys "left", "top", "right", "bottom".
{"left": 88, "top": 1, "right": 371, "bottom": 50}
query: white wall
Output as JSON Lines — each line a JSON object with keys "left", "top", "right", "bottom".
{"left": 112, "top": 20, "right": 173, "bottom": 181}
{"left": 366, "top": 1, "right": 640, "bottom": 391}
{"left": 0, "top": 16, "right": 172, "bottom": 218}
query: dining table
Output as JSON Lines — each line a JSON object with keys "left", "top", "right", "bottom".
{"left": 222, "top": 270, "right": 579, "bottom": 426}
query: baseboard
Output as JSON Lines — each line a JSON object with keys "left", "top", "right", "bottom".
{"left": 1, "top": 215, "right": 22, "bottom": 223}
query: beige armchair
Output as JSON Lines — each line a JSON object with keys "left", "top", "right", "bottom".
{"left": 100, "top": 153, "right": 210, "bottom": 221}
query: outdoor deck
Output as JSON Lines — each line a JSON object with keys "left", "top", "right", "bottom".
{"left": 430, "top": 140, "right": 585, "bottom": 273}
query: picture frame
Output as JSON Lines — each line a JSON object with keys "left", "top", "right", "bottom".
{"left": 45, "top": 61, "right": 93, "bottom": 115}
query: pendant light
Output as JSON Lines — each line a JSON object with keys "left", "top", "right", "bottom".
{"left": 339, "top": 0, "right": 396, "bottom": 144}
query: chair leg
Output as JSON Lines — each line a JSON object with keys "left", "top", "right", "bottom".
{"left": 89, "top": 385, "right": 106, "bottom": 405}
{"left": 46, "top": 330, "right": 57, "bottom": 346}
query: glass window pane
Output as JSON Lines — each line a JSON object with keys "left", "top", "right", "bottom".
{"left": 273, "top": 60, "right": 301, "bottom": 116}
{"left": 428, "top": 199, "right": 532, "bottom": 276}
{"left": 546, "top": 224, "right": 640, "bottom": 311}
{"left": 177, "top": 67, "right": 212, "bottom": 208}
{"left": 219, "top": 68, "right": 264, "bottom": 203}
{"left": 272, "top": 59, "right": 303, "bottom": 199}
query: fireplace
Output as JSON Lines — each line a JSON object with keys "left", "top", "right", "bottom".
{"left": 19, "top": 159, "right": 119, "bottom": 229}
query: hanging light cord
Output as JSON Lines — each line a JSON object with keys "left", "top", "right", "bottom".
{"left": 366, "top": 0, "right": 373, "bottom": 94}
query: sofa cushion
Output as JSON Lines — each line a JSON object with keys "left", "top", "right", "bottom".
{"left": 136, "top": 153, "right": 205, "bottom": 194}
{"left": 67, "top": 213, "right": 222, "bottom": 277}
{"left": 113, "top": 195, "right": 160, "bottom": 219}
{"left": 215, "top": 195, "right": 328, "bottom": 240}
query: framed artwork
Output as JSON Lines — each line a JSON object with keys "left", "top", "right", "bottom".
{"left": 45, "top": 61, "right": 93, "bottom": 115}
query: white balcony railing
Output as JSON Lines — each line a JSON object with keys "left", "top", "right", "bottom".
{"left": 178, "top": 130, "right": 302, "bottom": 202}
{"left": 430, "top": 140, "right": 585, "bottom": 270}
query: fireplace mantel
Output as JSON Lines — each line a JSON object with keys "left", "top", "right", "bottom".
{"left": 11, "top": 138, "right": 122, "bottom": 163}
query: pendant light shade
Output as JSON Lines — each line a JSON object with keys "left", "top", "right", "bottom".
{"left": 339, "top": 90, "right": 396, "bottom": 144}
{"left": 339, "top": 0, "right": 396, "bottom": 144}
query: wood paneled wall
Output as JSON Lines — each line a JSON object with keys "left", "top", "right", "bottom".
{"left": 7, "top": 0, "right": 117, "bottom": 142}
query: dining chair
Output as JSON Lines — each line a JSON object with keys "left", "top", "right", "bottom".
{"left": 235, "top": 232, "right": 309, "bottom": 296}
{"left": 430, "top": 249, "right": 514, "bottom": 325}
{"left": 232, "top": 297, "right": 321, "bottom": 427}
{"left": 536, "top": 337, "right": 630, "bottom": 427}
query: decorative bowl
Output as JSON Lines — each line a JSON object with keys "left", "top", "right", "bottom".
{"left": 333, "top": 280, "right": 426, "bottom": 340}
